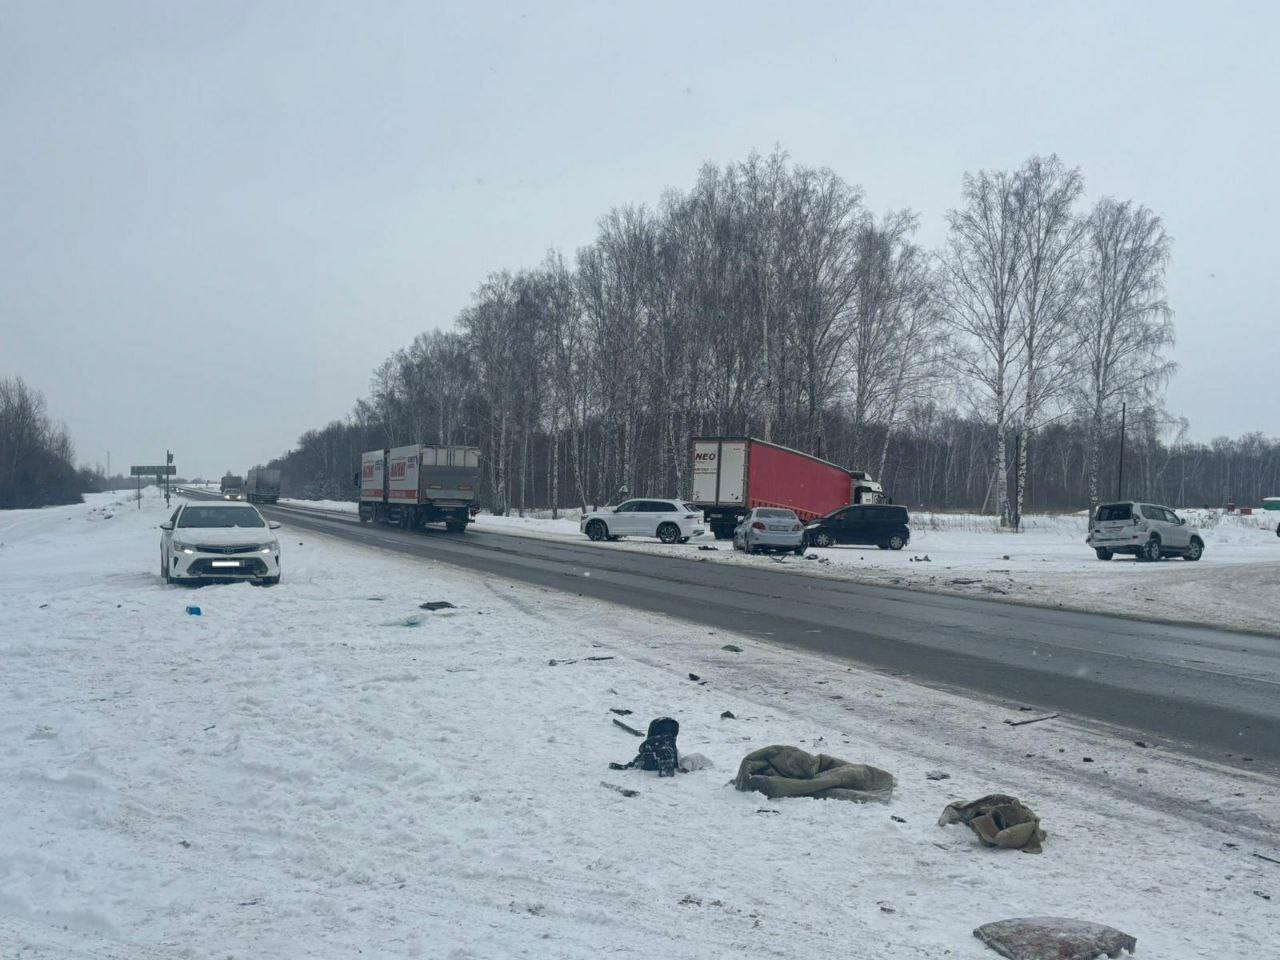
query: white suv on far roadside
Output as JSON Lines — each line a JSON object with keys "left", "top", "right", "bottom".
{"left": 1086, "top": 501, "right": 1204, "bottom": 562}
{"left": 580, "top": 499, "right": 705, "bottom": 544}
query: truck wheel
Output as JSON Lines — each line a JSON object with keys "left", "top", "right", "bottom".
{"left": 811, "top": 532, "right": 834, "bottom": 548}
{"left": 1140, "top": 537, "right": 1162, "bottom": 562}
{"left": 1095, "top": 548, "right": 1113, "bottom": 561}
{"left": 445, "top": 520, "right": 466, "bottom": 534}
{"left": 1183, "top": 538, "right": 1203, "bottom": 561}
{"left": 712, "top": 525, "right": 733, "bottom": 540}
{"left": 657, "top": 523, "right": 680, "bottom": 544}
{"left": 586, "top": 520, "right": 608, "bottom": 542}
{"left": 887, "top": 534, "right": 905, "bottom": 551}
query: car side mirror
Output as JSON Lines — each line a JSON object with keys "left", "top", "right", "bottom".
{"left": 159, "top": 521, "right": 173, "bottom": 531}
{"left": 268, "top": 521, "right": 281, "bottom": 530}
{"left": 1178, "top": 517, "right": 1186, "bottom": 525}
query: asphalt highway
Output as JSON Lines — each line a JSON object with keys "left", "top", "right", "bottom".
{"left": 184, "top": 490, "right": 1280, "bottom": 772}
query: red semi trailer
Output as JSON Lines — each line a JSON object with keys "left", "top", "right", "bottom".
{"left": 690, "top": 436, "right": 885, "bottom": 539}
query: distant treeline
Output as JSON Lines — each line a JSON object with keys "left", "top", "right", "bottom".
{"left": 267, "top": 403, "right": 1280, "bottom": 514}
{"left": 264, "top": 150, "right": 1277, "bottom": 516}
{"left": 0, "top": 377, "right": 86, "bottom": 509}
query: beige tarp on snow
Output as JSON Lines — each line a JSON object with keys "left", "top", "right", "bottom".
{"left": 733, "top": 745, "right": 895, "bottom": 803}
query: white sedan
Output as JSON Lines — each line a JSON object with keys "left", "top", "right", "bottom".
{"left": 580, "top": 498, "right": 705, "bottom": 544}
{"left": 733, "top": 507, "right": 806, "bottom": 555}
{"left": 160, "top": 501, "right": 282, "bottom": 585}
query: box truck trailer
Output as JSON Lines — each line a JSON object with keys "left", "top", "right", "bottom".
{"left": 358, "top": 444, "right": 481, "bottom": 532}
{"left": 690, "top": 436, "right": 884, "bottom": 539}
{"left": 245, "top": 466, "right": 281, "bottom": 504}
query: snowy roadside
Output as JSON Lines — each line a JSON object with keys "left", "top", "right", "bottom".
{"left": 1, "top": 492, "right": 1276, "bottom": 958}
{"left": 276, "top": 497, "right": 1280, "bottom": 635}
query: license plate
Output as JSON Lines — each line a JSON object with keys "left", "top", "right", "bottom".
{"left": 210, "top": 560, "right": 241, "bottom": 568}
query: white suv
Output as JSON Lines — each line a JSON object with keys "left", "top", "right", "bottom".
{"left": 1086, "top": 501, "right": 1204, "bottom": 562}
{"left": 580, "top": 499, "right": 706, "bottom": 544}
{"left": 161, "top": 501, "right": 283, "bottom": 584}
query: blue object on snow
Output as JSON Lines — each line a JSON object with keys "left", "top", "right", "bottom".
{"left": 185, "top": 605, "right": 202, "bottom": 616}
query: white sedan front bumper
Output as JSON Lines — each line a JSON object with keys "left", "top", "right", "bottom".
{"left": 170, "top": 543, "right": 280, "bottom": 580}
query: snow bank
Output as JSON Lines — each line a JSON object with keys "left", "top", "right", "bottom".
{"left": 1, "top": 492, "right": 1276, "bottom": 957}
{"left": 468, "top": 507, "right": 1280, "bottom": 635}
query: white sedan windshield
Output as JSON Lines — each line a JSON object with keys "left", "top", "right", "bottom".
{"left": 178, "top": 506, "right": 265, "bottom": 528}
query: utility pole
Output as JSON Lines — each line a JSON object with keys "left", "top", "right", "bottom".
{"left": 1116, "top": 402, "right": 1127, "bottom": 500}
{"left": 165, "top": 450, "right": 173, "bottom": 507}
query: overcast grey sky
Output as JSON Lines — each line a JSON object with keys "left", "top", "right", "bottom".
{"left": 3, "top": 1, "right": 1277, "bottom": 478}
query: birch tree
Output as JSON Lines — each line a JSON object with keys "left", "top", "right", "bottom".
{"left": 1010, "top": 155, "right": 1086, "bottom": 527}
{"left": 941, "top": 169, "right": 1026, "bottom": 525}
{"left": 1077, "top": 198, "right": 1175, "bottom": 506}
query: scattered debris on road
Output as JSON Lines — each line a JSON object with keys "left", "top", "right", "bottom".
{"left": 418, "top": 601, "right": 456, "bottom": 611}
{"left": 601, "top": 781, "right": 639, "bottom": 798}
{"left": 1004, "top": 713, "right": 1059, "bottom": 727}
{"left": 611, "top": 718, "right": 644, "bottom": 737}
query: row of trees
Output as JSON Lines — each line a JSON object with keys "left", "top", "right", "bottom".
{"left": 0, "top": 377, "right": 86, "bottom": 509}
{"left": 267, "top": 150, "right": 1265, "bottom": 517}
{"left": 940, "top": 156, "right": 1173, "bottom": 525}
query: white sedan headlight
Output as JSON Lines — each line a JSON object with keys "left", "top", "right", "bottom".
{"left": 261, "top": 540, "right": 278, "bottom": 553}
{"left": 173, "top": 542, "right": 197, "bottom": 555}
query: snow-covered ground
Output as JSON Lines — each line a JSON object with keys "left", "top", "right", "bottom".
{"left": 1, "top": 491, "right": 1277, "bottom": 958}
{"left": 276, "top": 498, "right": 1280, "bottom": 635}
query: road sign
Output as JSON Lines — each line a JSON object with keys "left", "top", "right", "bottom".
{"left": 131, "top": 465, "right": 176, "bottom": 476}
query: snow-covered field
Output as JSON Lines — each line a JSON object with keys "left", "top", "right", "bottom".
{"left": 1, "top": 491, "right": 1277, "bottom": 958}
{"left": 274, "top": 498, "right": 1280, "bottom": 635}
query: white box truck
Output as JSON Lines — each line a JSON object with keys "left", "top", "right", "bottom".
{"left": 358, "top": 444, "right": 481, "bottom": 532}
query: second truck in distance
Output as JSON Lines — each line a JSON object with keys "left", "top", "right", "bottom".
{"left": 245, "top": 466, "right": 281, "bottom": 504}
{"left": 359, "top": 444, "right": 481, "bottom": 532}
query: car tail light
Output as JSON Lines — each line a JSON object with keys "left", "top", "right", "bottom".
{"left": 791, "top": 523, "right": 802, "bottom": 532}
{"left": 685, "top": 514, "right": 699, "bottom": 519}
{"left": 751, "top": 521, "right": 766, "bottom": 531}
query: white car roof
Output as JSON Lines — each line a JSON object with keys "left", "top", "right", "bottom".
{"left": 183, "top": 500, "right": 260, "bottom": 509}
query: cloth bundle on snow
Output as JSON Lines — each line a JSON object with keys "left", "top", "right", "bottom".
{"left": 938, "top": 794, "right": 1046, "bottom": 853}
{"left": 610, "top": 717, "right": 679, "bottom": 777}
{"left": 733, "top": 745, "right": 895, "bottom": 803}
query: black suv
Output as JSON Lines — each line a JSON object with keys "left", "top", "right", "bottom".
{"left": 804, "top": 504, "right": 911, "bottom": 550}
